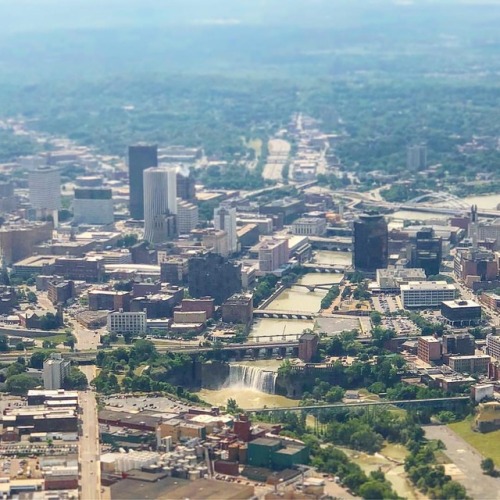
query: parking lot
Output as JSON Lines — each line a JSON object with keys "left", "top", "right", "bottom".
{"left": 103, "top": 395, "right": 195, "bottom": 414}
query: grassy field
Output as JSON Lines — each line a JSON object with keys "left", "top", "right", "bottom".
{"left": 449, "top": 418, "right": 500, "bottom": 466}
{"left": 37, "top": 334, "right": 68, "bottom": 345}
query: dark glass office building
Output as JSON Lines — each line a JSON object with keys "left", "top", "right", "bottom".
{"left": 128, "top": 144, "right": 158, "bottom": 219}
{"left": 188, "top": 253, "right": 241, "bottom": 305}
{"left": 409, "top": 227, "right": 442, "bottom": 276}
{"left": 353, "top": 214, "right": 388, "bottom": 272}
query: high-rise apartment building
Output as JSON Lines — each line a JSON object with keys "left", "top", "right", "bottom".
{"left": 128, "top": 144, "right": 158, "bottom": 219}
{"left": 353, "top": 214, "right": 388, "bottom": 272}
{"left": 214, "top": 205, "right": 238, "bottom": 254}
{"left": 73, "top": 187, "right": 114, "bottom": 225}
{"left": 29, "top": 166, "right": 61, "bottom": 217}
{"left": 43, "top": 353, "right": 71, "bottom": 390}
{"left": 143, "top": 167, "right": 177, "bottom": 244}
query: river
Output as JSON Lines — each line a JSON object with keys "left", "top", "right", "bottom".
{"left": 313, "top": 250, "right": 352, "bottom": 266}
{"left": 462, "top": 193, "right": 500, "bottom": 210}
{"left": 264, "top": 272, "right": 343, "bottom": 314}
{"left": 341, "top": 444, "right": 420, "bottom": 500}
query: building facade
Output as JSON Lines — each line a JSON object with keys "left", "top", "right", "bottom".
{"left": 29, "top": 166, "right": 61, "bottom": 217}
{"left": 0, "top": 222, "right": 53, "bottom": 265}
{"left": 417, "top": 336, "right": 442, "bottom": 363}
{"left": 221, "top": 294, "right": 253, "bottom": 324}
{"left": 258, "top": 238, "right": 289, "bottom": 272}
{"left": 400, "top": 281, "right": 456, "bottom": 308}
{"left": 143, "top": 167, "right": 177, "bottom": 244}
{"left": 408, "top": 227, "right": 442, "bottom": 276}
{"left": 291, "top": 217, "right": 326, "bottom": 236}
{"left": 177, "top": 199, "right": 199, "bottom": 234}
{"left": 353, "top": 214, "right": 388, "bottom": 272}
{"left": 188, "top": 253, "right": 241, "bottom": 305}
{"left": 440, "top": 300, "right": 482, "bottom": 326}
{"left": 448, "top": 355, "right": 491, "bottom": 374}
{"left": 43, "top": 353, "right": 71, "bottom": 390}
{"left": 214, "top": 205, "right": 238, "bottom": 254}
{"left": 107, "top": 309, "right": 147, "bottom": 335}
{"left": 73, "top": 187, "right": 114, "bottom": 225}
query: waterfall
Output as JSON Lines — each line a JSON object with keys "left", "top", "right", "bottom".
{"left": 227, "top": 365, "right": 277, "bottom": 394}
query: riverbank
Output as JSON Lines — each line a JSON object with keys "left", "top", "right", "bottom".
{"left": 340, "top": 443, "right": 422, "bottom": 500}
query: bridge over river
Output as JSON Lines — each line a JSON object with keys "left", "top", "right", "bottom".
{"left": 243, "top": 396, "right": 470, "bottom": 413}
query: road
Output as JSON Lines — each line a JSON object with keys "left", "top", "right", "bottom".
{"left": 262, "top": 139, "right": 291, "bottom": 181}
{"left": 423, "top": 425, "right": 500, "bottom": 500}
{"left": 79, "top": 389, "right": 102, "bottom": 500}
{"left": 72, "top": 320, "right": 101, "bottom": 351}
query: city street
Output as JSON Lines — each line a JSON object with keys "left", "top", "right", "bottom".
{"left": 72, "top": 320, "right": 101, "bottom": 351}
{"left": 79, "top": 389, "right": 102, "bottom": 500}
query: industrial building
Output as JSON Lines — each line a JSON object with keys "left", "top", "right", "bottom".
{"left": 247, "top": 438, "right": 308, "bottom": 470}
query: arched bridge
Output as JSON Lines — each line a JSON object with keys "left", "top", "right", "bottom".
{"left": 407, "top": 192, "right": 470, "bottom": 210}
{"left": 291, "top": 282, "right": 340, "bottom": 292}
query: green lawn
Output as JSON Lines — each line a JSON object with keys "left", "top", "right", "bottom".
{"left": 37, "top": 334, "right": 68, "bottom": 345}
{"left": 449, "top": 418, "right": 500, "bottom": 466}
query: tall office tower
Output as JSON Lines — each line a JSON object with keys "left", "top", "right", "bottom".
{"left": 176, "top": 169, "right": 196, "bottom": 201}
{"left": 469, "top": 204, "right": 479, "bottom": 249}
{"left": 73, "top": 187, "right": 114, "bottom": 225}
{"left": 143, "top": 167, "right": 177, "bottom": 244}
{"left": 407, "top": 144, "right": 427, "bottom": 170}
{"left": 29, "top": 166, "right": 61, "bottom": 217}
{"left": 128, "top": 144, "right": 158, "bottom": 219}
{"left": 353, "top": 213, "right": 388, "bottom": 272}
{"left": 214, "top": 205, "right": 238, "bottom": 254}
{"left": 188, "top": 253, "right": 241, "bottom": 305}
{"left": 408, "top": 227, "right": 443, "bottom": 276}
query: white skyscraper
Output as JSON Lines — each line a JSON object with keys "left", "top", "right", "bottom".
{"left": 214, "top": 205, "right": 238, "bottom": 254}
{"left": 143, "top": 167, "right": 177, "bottom": 244}
{"left": 29, "top": 166, "right": 61, "bottom": 217}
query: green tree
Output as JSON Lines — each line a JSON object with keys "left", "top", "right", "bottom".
{"left": 226, "top": 398, "right": 242, "bottom": 414}
{"left": 63, "top": 367, "right": 88, "bottom": 390}
{"left": 0, "top": 335, "right": 9, "bottom": 352}
{"left": 30, "top": 351, "right": 51, "bottom": 369}
{"left": 481, "top": 457, "right": 495, "bottom": 476}
{"left": 6, "top": 374, "right": 39, "bottom": 395}
{"left": 7, "top": 362, "right": 26, "bottom": 378}
{"left": 325, "top": 386, "right": 345, "bottom": 403}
